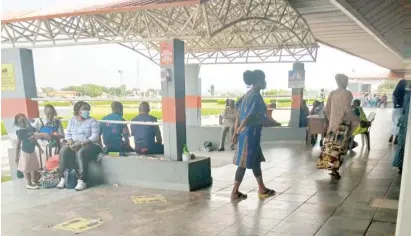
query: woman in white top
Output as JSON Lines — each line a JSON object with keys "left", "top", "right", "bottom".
{"left": 57, "top": 101, "right": 101, "bottom": 191}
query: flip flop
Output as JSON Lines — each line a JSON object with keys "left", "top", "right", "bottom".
{"left": 231, "top": 191, "right": 247, "bottom": 200}
{"left": 259, "top": 188, "right": 276, "bottom": 198}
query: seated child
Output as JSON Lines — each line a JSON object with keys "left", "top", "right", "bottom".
{"left": 352, "top": 99, "right": 368, "bottom": 136}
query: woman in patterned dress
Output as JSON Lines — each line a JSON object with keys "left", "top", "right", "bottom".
{"left": 392, "top": 87, "right": 411, "bottom": 174}
{"left": 231, "top": 70, "right": 275, "bottom": 199}
{"left": 317, "top": 74, "right": 369, "bottom": 178}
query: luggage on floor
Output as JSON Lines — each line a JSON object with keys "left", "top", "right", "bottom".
{"left": 64, "top": 169, "right": 78, "bottom": 189}
{"left": 41, "top": 169, "right": 60, "bottom": 189}
{"left": 45, "top": 155, "right": 59, "bottom": 171}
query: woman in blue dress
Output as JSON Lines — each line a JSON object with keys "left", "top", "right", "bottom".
{"left": 231, "top": 70, "right": 275, "bottom": 199}
{"left": 392, "top": 84, "right": 411, "bottom": 174}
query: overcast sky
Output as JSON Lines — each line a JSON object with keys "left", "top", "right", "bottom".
{"left": 2, "top": 0, "right": 390, "bottom": 94}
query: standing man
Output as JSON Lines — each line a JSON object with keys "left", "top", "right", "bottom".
{"left": 218, "top": 99, "right": 237, "bottom": 151}
{"left": 131, "top": 102, "right": 164, "bottom": 154}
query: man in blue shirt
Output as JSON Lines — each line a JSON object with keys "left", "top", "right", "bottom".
{"left": 100, "top": 102, "right": 131, "bottom": 154}
{"left": 131, "top": 102, "right": 164, "bottom": 154}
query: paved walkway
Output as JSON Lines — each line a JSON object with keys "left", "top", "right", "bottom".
{"left": 1, "top": 108, "right": 401, "bottom": 236}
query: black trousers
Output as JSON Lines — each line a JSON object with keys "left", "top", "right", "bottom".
{"left": 235, "top": 161, "right": 262, "bottom": 182}
{"left": 59, "top": 144, "right": 101, "bottom": 181}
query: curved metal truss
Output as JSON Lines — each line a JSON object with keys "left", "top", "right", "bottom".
{"left": 1, "top": 0, "right": 318, "bottom": 64}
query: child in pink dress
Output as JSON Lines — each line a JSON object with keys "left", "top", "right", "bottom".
{"left": 14, "top": 114, "right": 42, "bottom": 189}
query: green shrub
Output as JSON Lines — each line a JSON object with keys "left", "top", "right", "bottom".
{"left": 1, "top": 122, "right": 7, "bottom": 136}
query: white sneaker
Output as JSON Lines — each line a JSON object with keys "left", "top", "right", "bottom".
{"left": 57, "top": 178, "right": 66, "bottom": 189}
{"left": 75, "top": 180, "right": 87, "bottom": 191}
{"left": 26, "top": 185, "right": 39, "bottom": 190}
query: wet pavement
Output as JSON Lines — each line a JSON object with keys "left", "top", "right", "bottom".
{"left": 1, "top": 108, "right": 401, "bottom": 236}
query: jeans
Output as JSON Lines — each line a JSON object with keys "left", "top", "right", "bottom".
{"left": 135, "top": 143, "right": 164, "bottom": 155}
{"left": 59, "top": 144, "right": 101, "bottom": 181}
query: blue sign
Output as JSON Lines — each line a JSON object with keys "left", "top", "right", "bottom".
{"left": 288, "top": 70, "right": 305, "bottom": 88}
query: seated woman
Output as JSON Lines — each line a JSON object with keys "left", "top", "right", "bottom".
{"left": 310, "top": 100, "right": 325, "bottom": 145}
{"left": 263, "top": 102, "right": 281, "bottom": 127}
{"left": 57, "top": 101, "right": 101, "bottom": 191}
{"left": 131, "top": 102, "right": 164, "bottom": 155}
{"left": 100, "top": 102, "right": 132, "bottom": 155}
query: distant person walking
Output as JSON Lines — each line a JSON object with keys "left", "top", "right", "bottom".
{"left": 218, "top": 99, "right": 237, "bottom": 151}
{"left": 231, "top": 70, "right": 275, "bottom": 199}
{"left": 317, "top": 74, "right": 369, "bottom": 178}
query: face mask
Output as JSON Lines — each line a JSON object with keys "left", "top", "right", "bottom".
{"left": 81, "top": 110, "right": 90, "bottom": 119}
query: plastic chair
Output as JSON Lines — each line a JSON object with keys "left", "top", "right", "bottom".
{"left": 361, "top": 112, "right": 376, "bottom": 151}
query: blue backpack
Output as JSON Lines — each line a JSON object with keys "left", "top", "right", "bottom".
{"left": 39, "top": 118, "right": 60, "bottom": 136}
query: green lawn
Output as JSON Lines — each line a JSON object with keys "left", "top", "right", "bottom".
{"left": 0, "top": 107, "right": 224, "bottom": 135}
{"left": 1, "top": 176, "right": 12, "bottom": 183}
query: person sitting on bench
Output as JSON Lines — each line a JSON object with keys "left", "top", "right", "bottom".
{"left": 131, "top": 102, "right": 164, "bottom": 155}
{"left": 100, "top": 101, "right": 132, "bottom": 155}
{"left": 57, "top": 101, "right": 101, "bottom": 191}
{"left": 32, "top": 104, "right": 65, "bottom": 155}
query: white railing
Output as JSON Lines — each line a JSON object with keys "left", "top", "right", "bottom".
{"left": 52, "top": 119, "right": 162, "bottom": 126}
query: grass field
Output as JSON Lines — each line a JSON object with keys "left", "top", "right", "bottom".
{"left": 1, "top": 98, "right": 298, "bottom": 136}
{"left": 1, "top": 176, "right": 12, "bottom": 183}
{"left": 0, "top": 106, "right": 224, "bottom": 135}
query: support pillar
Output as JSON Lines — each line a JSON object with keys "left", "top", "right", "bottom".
{"left": 160, "top": 39, "right": 187, "bottom": 161}
{"left": 1, "top": 49, "right": 39, "bottom": 139}
{"left": 1, "top": 49, "right": 39, "bottom": 180}
{"left": 185, "top": 64, "right": 201, "bottom": 126}
{"left": 289, "top": 63, "right": 305, "bottom": 128}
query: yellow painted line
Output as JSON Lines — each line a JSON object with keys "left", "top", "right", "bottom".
{"left": 131, "top": 194, "right": 167, "bottom": 205}
{"left": 53, "top": 218, "right": 103, "bottom": 233}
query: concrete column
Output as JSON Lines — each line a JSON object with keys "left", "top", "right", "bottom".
{"left": 185, "top": 64, "right": 201, "bottom": 127}
{"left": 1, "top": 49, "right": 39, "bottom": 141}
{"left": 289, "top": 63, "right": 305, "bottom": 128}
{"left": 396, "top": 62, "right": 411, "bottom": 236}
{"left": 160, "top": 39, "right": 187, "bottom": 161}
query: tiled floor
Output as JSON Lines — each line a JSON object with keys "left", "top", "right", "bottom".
{"left": 1, "top": 108, "right": 402, "bottom": 235}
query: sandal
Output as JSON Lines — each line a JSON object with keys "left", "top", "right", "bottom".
{"left": 231, "top": 191, "right": 247, "bottom": 200}
{"left": 329, "top": 170, "right": 341, "bottom": 179}
{"left": 259, "top": 188, "right": 276, "bottom": 198}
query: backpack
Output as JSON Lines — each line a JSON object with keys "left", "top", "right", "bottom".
{"left": 39, "top": 118, "right": 61, "bottom": 157}
{"left": 45, "top": 155, "right": 59, "bottom": 171}
{"left": 39, "top": 118, "right": 60, "bottom": 136}
{"left": 41, "top": 169, "right": 60, "bottom": 189}
{"left": 64, "top": 169, "right": 78, "bottom": 189}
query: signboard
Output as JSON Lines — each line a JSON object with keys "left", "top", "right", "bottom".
{"left": 160, "top": 41, "right": 174, "bottom": 66}
{"left": 288, "top": 70, "right": 305, "bottom": 88}
{"left": 1, "top": 64, "right": 16, "bottom": 91}
{"left": 53, "top": 218, "right": 103, "bottom": 233}
{"left": 131, "top": 194, "right": 167, "bottom": 205}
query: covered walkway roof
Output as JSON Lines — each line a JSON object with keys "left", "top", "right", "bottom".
{"left": 1, "top": 0, "right": 319, "bottom": 64}
{"left": 289, "top": 0, "right": 406, "bottom": 71}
